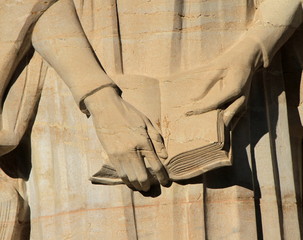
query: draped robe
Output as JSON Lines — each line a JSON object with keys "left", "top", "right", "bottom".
{"left": 0, "top": 1, "right": 302, "bottom": 239}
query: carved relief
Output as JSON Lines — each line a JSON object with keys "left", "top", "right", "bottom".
{"left": 0, "top": 0, "right": 302, "bottom": 239}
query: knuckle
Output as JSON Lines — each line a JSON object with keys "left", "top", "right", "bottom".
{"left": 230, "top": 88, "right": 241, "bottom": 97}
{"left": 118, "top": 172, "right": 127, "bottom": 179}
{"left": 115, "top": 169, "right": 127, "bottom": 179}
{"left": 138, "top": 174, "right": 149, "bottom": 184}
{"left": 128, "top": 176, "right": 137, "bottom": 183}
{"left": 107, "top": 154, "right": 122, "bottom": 165}
{"left": 136, "top": 137, "right": 150, "bottom": 148}
{"left": 150, "top": 133, "right": 163, "bottom": 143}
{"left": 156, "top": 134, "right": 164, "bottom": 142}
{"left": 107, "top": 150, "right": 122, "bottom": 157}
{"left": 108, "top": 148, "right": 136, "bottom": 158}
{"left": 153, "top": 165, "right": 164, "bottom": 173}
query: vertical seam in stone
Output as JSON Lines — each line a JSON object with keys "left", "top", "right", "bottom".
{"left": 203, "top": 183, "right": 208, "bottom": 240}
{"left": 169, "top": 0, "right": 184, "bottom": 74}
{"left": 130, "top": 191, "right": 139, "bottom": 240}
{"left": 115, "top": 0, "right": 124, "bottom": 74}
{"left": 13, "top": 57, "right": 29, "bottom": 133}
{"left": 91, "top": 0, "right": 95, "bottom": 34}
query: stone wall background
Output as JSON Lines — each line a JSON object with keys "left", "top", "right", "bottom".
{"left": 1, "top": 1, "right": 302, "bottom": 239}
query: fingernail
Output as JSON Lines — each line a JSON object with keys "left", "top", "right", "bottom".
{"left": 160, "top": 178, "right": 171, "bottom": 187}
{"left": 158, "top": 148, "right": 168, "bottom": 159}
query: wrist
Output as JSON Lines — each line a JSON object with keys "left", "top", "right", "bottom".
{"left": 84, "top": 86, "right": 122, "bottom": 116}
{"left": 232, "top": 37, "right": 265, "bottom": 70}
{"left": 245, "top": 37, "right": 269, "bottom": 68}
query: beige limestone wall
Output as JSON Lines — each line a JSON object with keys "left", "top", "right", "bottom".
{"left": 0, "top": 0, "right": 302, "bottom": 239}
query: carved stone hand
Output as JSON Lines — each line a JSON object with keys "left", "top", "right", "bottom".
{"left": 178, "top": 38, "right": 264, "bottom": 128}
{"left": 181, "top": 0, "right": 303, "bottom": 128}
{"left": 85, "top": 87, "right": 169, "bottom": 191}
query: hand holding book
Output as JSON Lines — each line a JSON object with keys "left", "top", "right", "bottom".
{"left": 85, "top": 87, "right": 169, "bottom": 192}
{"left": 89, "top": 0, "right": 303, "bottom": 188}
{"left": 89, "top": 36, "right": 270, "bottom": 186}
{"left": 180, "top": 37, "right": 265, "bottom": 128}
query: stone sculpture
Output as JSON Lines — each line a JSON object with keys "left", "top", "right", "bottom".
{"left": 0, "top": 0, "right": 302, "bottom": 239}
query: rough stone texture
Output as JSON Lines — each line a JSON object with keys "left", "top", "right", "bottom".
{"left": 0, "top": 0, "right": 302, "bottom": 239}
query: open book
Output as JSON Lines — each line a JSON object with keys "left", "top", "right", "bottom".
{"left": 90, "top": 72, "right": 232, "bottom": 185}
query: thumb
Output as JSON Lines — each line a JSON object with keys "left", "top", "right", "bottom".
{"left": 143, "top": 118, "right": 168, "bottom": 160}
{"left": 147, "top": 127, "right": 168, "bottom": 160}
{"left": 223, "top": 95, "right": 247, "bottom": 128}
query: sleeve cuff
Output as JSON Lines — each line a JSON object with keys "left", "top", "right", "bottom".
{"left": 78, "top": 83, "right": 122, "bottom": 117}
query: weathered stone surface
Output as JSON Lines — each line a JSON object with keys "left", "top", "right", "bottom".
{"left": 0, "top": 0, "right": 302, "bottom": 239}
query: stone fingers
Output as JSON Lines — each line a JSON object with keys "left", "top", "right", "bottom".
{"left": 186, "top": 69, "right": 251, "bottom": 116}
{"left": 112, "top": 150, "right": 150, "bottom": 192}
{"left": 143, "top": 118, "right": 171, "bottom": 186}
{"left": 193, "top": 68, "right": 227, "bottom": 101}
{"left": 223, "top": 95, "right": 247, "bottom": 128}
{"left": 110, "top": 141, "right": 169, "bottom": 191}
{"left": 140, "top": 146, "right": 170, "bottom": 187}
{"left": 144, "top": 118, "right": 168, "bottom": 160}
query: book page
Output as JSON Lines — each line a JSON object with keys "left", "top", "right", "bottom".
{"left": 112, "top": 74, "right": 161, "bottom": 132}
{"left": 113, "top": 73, "right": 222, "bottom": 159}
{"left": 160, "top": 70, "right": 220, "bottom": 159}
